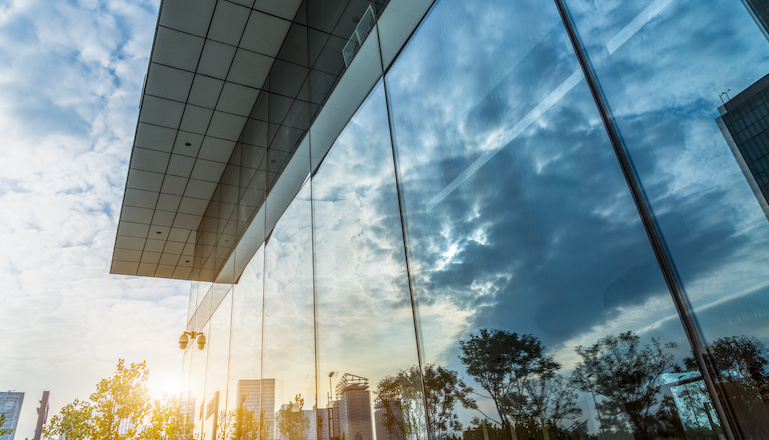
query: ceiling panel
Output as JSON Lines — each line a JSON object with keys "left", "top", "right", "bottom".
{"left": 151, "top": 27, "right": 205, "bottom": 71}
{"left": 120, "top": 206, "right": 154, "bottom": 224}
{"left": 199, "top": 136, "right": 237, "bottom": 163}
{"left": 227, "top": 49, "right": 272, "bottom": 88}
{"left": 173, "top": 131, "right": 204, "bottom": 157}
{"left": 118, "top": 221, "right": 151, "bottom": 238}
{"left": 207, "top": 112, "right": 247, "bottom": 141}
{"left": 157, "top": 193, "right": 182, "bottom": 212}
{"left": 161, "top": 175, "right": 188, "bottom": 195}
{"left": 241, "top": 12, "right": 292, "bottom": 57}
{"left": 127, "top": 169, "right": 165, "bottom": 193}
{"left": 135, "top": 123, "right": 176, "bottom": 152}
{"left": 139, "top": 96, "right": 185, "bottom": 129}
{"left": 145, "top": 63, "right": 194, "bottom": 102}
{"left": 216, "top": 83, "right": 260, "bottom": 116}
{"left": 179, "top": 105, "right": 214, "bottom": 134}
{"left": 130, "top": 147, "right": 171, "bottom": 173}
{"left": 208, "top": 1, "right": 250, "bottom": 46}
{"left": 198, "top": 40, "right": 237, "bottom": 79}
{"left": 167, "top": 154, "right": 196, "bottom": 177}
{"left": 123, "top": 188, "right": 159, "bottom": 209}
{"left": 116, "top": 235, "right": 146, "bottom": 251}
{"left": 191, "top": 159, "right": 228, "bottom": 182}
{"left": 188, "top": 75, "right": 225, "bottom": 108}
{"left": 151, "top": 210, "right": 176, "bottom": 227}
{"left": 253, "top": 0, "right": 303, "bottom": 20}
{"left": 159, "top": 0, "right": 216, "bottom": 37}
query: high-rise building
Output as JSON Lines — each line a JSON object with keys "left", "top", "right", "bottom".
{"left": 716, "top": 73, "right": 769, "bottom": 221}
{"left": 0, "top": 392, "right": 24, "bottom": 440}
{"left": 742, "top": 0, "right": 769, "bottom": 41}
{"left": 111, "top": 0, "right": 769, "bottom": 439}
{"left": 331, "top": 375, "right": 373, "bottom": 440}
{"left": 236, "top": 379, "right": 276, "bottom": 440}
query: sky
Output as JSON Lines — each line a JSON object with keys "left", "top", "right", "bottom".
{"left": 0, "top": 0, "right": 189, "bottom": 437}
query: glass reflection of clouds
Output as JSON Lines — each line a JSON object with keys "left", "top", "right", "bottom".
{"left": 175, "top": 0, "right": 769, "bottom": 439}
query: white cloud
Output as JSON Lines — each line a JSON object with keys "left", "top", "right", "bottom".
{"left": 0, "top": 0, "right": 187, "bottom": 436}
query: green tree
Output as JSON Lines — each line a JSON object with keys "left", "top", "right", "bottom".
{"left": 376, "top": 364, "right": 476, "bottom": 440}
{"left": 217, "top": 395, "right": 260, "bottom": 440}
{"left": 43, "top": 398, "right": 94, "bottom": 440}
{"left": 0, "top": 413, "right": 14, "bottom": 438}
{"left": 571, "top": 331, "right": 676, "bottom": 440}
{"left": 139, "top": 396, "right": 194, "bottom": 440}
{"left": 683, "top": 335, "right": 769, "bottom": 438}
{"left": 458, "top": 329, "right": 565, "bottom": 440}
{"left": 44, "top": 359, "right": 188, "bottom": 440}
{"left": 277, "top": 394, "right": 309, "bottom": 440}
{"left": 90, "top": 359, "right": 152, "bottom": 440}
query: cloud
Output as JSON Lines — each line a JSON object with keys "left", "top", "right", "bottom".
{"left": 0, "top": 0, "right": 188, "bottom": 436}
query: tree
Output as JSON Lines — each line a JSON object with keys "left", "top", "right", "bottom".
{"left": 0, "top": 413, "right": 14, "bottom": 438}
{"left": 89, "top": 359, "right": 152, "bottom": 440}
{"left": 277, "top": 394, "right": 309, "bottom": 440}
{"left": 44, "top": 359, "right": 188, "bottom": 440}
{"left": 458, "top": 329, "right": 567, "bottom": 440}
{"left": 217, "top": 395, "right": 260, "bottom": 440}
{"left": 139, "top": 396, "right": 194, "bottom": 440}
{"left": 571, "top": 331, "right": 676, "bottom": 440}
{"left": 683, "top": 335, "right": 769, "bottom": 438}
{"left": 376, "top": 364, "right": 476, "bottom": 440}
{"left": 43, "top": 399, "right": 94, "bottom": 440}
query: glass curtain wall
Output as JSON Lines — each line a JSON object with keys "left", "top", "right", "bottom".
{"left": 179, "top": 0, "right": 769, "bottom": 440}
{"left": 560, "top": 0, "right": 769, "bottom": 438}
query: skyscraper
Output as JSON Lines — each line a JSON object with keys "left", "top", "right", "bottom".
{"left": 237, "top": 379, "right": 276, "bottom": 440}
{"left": 716, "top": 73, "right": 769, "bottom": 221}
{"left": 0, "top": 392, "right": 24, "bottom": 440}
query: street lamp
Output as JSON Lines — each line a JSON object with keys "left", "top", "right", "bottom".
{"left": 179, "top": 331, "right": 206, "bottom": 350}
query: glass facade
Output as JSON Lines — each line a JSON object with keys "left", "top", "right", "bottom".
{"left": 176, "top": 0, "right": 769, "bottom": 439}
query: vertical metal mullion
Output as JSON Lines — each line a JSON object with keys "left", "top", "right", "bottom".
{"left": 551, "top": 1, "right": 737, "bottom": 438}
{"left": 373, "top": 12, "right": 433, "bottom": 440}
{"left": 306, "top": 0, "right": 322, "bottom": 435}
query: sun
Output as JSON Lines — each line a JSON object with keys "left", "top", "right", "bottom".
{"left": 146, "top": 374, "right": 181, "bottom": 400}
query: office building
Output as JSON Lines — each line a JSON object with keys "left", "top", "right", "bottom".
{"left": 717, "top": 73, "right": 769, "bottom": 221}
{"left": 236, "top": 379, "right": 276, "bottom": 440}
{"left": 0, "top": 392, "right": 23, "bottom": 440}
{"left": 111, "top": 0, "right": 769, "bottom": 439}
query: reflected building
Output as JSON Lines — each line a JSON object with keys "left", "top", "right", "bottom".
{"left": 237, "top": 379, "right": 276, "bottom": 440}
{"left": 330, "top": 375, "right": 373, "bottom": 440}
{"left": 717, "top": 72, "right": 769, "bottom": 221}
{"left": 0, "top": 392, "right": 23, "bottom": 440}
{"left": 110, "top": 0, "right": 769, "bottom": 439}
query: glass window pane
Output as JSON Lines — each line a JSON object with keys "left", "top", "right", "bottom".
{"left": 313, "top": 81, "right": 428, "bottom": 440}
{"left": 203, "top": 291, "right": 232, "bottom": 440}
{"left": 263, "top": 183, "right": 316, "bottom": 440}
{"left": 226, "top": 246, "right": 266, "bottom": 440}
{"left": 563, "top": 0, "right": 769, "bottom": 436}
{"left": 386, "top": 0, "right": 716, "bottom": 438}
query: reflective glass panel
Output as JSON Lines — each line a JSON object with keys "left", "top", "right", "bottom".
{"left": 562, "top": 0, "right": 769, "bottom": 436}
{"left": 225, "top": 246, "right": 266, "bottom": 440}
{"left": 312, "top": 82, "right": 427, "bottom": 440}
{"left": 386, "top": 0, "right": 713, "bottom": 438}
{"left": 263, "top": 183, "right": 316, "bottom": 440}
{"left": 203, "top": 291, "right": 232, "bottom": 440}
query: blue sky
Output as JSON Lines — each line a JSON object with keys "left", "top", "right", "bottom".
{"left": 0, "top": 0, "right": 188, "bottom": 436}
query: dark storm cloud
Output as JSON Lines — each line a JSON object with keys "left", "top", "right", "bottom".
{"left": 382, "top": 0, "right": 769, "bottom": 361}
